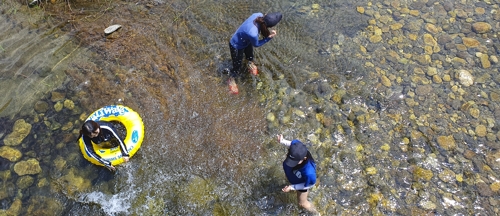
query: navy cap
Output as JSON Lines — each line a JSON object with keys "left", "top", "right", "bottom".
{"left": 264, "top": 12, "right": 282, "bottom": 28}
{"left": 284, "top": 140, "right": 308, "bottom": 167}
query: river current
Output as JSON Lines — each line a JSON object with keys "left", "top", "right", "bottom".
{"left": 1, "top": 0, "right": 500, "bottom": 215}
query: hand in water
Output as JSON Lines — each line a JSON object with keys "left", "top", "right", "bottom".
{"left": 277, "top": 134, "right": 283, "bottom": 143}
{"left": 268, "top": 30, "right": 277, "bottom": 38}
{"left": 123, "top": 156, "right": 129, "bottom": 162}
{"left": 107, "top": 165, "right": 116, "bottom": 172}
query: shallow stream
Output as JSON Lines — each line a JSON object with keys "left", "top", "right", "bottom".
{"left": 1, "top": 0, "right": 500, "bottom": 215}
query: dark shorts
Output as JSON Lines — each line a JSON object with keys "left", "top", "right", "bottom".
{"left": 297, "top": 189, "right": 308, "bottom": 192}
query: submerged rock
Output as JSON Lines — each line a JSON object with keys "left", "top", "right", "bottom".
{"left": 63, "top": 99, "right": 75, "bottom": 110}
{"left": 50, "top": 91, "right": 65, "bottom": 102}
{"left": 3, "top": 199, "right": 21, "bottom": 216}
{"left": 476, "top": 182, "right": 493, "bottom": 197}
{"left": 437, "top": 135, "right": 456, "bottom": 150}
{"left": 13, "top": 158, "right": 42, "bottom": 176}
{"left": 0, "top": 170, "right": 11, "bottom": 182}
{"left": 420, "top": 200, "right": 436, "bottom": 210}
{"left": 3, "top": 119, "right": 32, "bottom": 146}
{"left": 462, "top": 37, "right": 480, "bottom": 48}
{"left": 475, "top": 125, "right": 487, "bottom": 137}
{"left": 54, "top": 101, "right": 63, "bottom": 112}
{"left": 27, "top": 196, "right": 63, "bottom": 215}
{"left": 0, "top": 146, "right": 22, "bottom": 162}
{"left": 455, "top": 69, "right": 474, "bottom": 87}
{"left": 55, "top": 169, "right": 91, "bottom": 196}
{"left": 438, "top": 168, "right": 456, "bottom": 183}
{"left": 414, "top": 167, "right": 433, "bottom": 181}
{"left": 472, "top": 22, "right": 492, "bottom": 33}
{"left": 17, "top": 175, "right": 34, "bottom": 189}
{"left": 34, "top": 101, "right": 49, "bottom": 113}
{"left": 486, "top": 151, "right": 500, "bottom": 170}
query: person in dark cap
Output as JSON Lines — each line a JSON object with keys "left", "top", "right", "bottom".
{"left": 277, "top": 134, "right": 319, "bottom": 214}
{"left": 227, "top": 12, "right": 283, "bottom": 94}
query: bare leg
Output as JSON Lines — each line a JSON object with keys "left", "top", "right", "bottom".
{"left": 297, "top": 191, "right": 319, "bottom": 214}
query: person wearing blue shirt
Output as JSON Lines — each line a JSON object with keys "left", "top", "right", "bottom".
{"left": 277, "top": 134, "right": 319, "bottom": 214}
{"left": 227, "top": 12, "right": 282, "bottom": 94}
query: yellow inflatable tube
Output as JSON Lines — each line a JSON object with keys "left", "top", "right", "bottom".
{"left": 79, "top": 105, "right": 144, "bottom": 166}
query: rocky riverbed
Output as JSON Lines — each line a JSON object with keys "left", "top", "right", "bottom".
{"left": 1, "top": 0, "right": 500, "bottom": 215}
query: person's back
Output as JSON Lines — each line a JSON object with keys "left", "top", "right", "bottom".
{"left": 227, "top": 12, "right": 282, "bottom": 94}
{"left": 283, "top": 155, "right": 316, "bottom": 187}
{"left": 230, "top": 13, "right": 263, "bottom": 49}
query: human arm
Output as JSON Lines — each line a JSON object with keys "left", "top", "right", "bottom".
{"left": 82, "top": 135, "right": 115, "bottom": 171}
{"left": 277, "top": 134, "right": 292, "bottom": 147}
{"left": 249, "top": 35, "right": 272, "bottom": 47}
{"left": 282, "top": 182, "right": 315, "bottom": 192}
{"left": 250, "top": 30, "right": 276, "bottom": 47}
{"left": 99, "top": 123, "right": 130, "bottom": 159}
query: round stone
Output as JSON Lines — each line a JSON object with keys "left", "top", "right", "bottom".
{"left": 472, "top": 22, "right": 492, "bottom": 33}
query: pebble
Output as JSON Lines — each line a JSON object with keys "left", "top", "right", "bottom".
{"left": 455, "top": 69, "right": 474, "bottom": 87}
{"left": 437, "top": 135, "right": 456, "bottom": 150}
{"left": 104, "top": 24, "right": 122, "bottom": 35}
{"left": 472, "top": 22, "right": 492, "bottom": 33}
{"left": 475, "top": 125, "right": 487, "bottom": 137}
{"left": 462, "top": 37, "right": 480, "bottom": 48}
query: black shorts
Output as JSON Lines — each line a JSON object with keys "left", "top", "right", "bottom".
{"left": 297, "top": 189, "right": 308, "bottom": 192}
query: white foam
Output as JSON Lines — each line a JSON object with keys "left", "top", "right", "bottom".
{"left": 79, "top": 191, "right": 132, "bottom": 215}
{"left": 78, "top": 164, "right": 137, "bottom": 215}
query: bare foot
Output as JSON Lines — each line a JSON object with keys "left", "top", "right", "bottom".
{"left": 228, "top": 77, "right": 239, "bottom": 94}
{"left": 248, "top": 61, "right": 258, "bottom": 76}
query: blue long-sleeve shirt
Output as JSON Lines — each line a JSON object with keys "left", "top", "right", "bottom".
{"left": 230, "top": 13, "right": 272, "bottom": 49}
{"left": 280, "top": 139, "right": 317, "bottom": 190}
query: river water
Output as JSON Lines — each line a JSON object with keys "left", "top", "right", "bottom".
{"left": 1, "top": 0, "right": 500, "bottom": 215}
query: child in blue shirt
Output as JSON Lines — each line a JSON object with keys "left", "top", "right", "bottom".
{"left": 278, "top": 134, "right": 319, "bottom": 214}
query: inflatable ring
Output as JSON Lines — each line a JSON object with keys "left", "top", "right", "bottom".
{"left": 79, "top": 105, "right": 144, "bottom": 166}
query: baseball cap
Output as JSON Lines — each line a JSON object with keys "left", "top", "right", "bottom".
{"left": 264, "top": 12, "right": 282, "bottom": 28}
{"left": 284, "top": 140, "right": 308, "bottom": 167}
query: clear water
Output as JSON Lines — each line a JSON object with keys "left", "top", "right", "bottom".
{"left": 1, "top": 0, "right": 500, "bottom": 215}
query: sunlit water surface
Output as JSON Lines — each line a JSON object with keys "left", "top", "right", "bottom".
{"left": 1, "top": 0, "right": 500, "bottom": 215}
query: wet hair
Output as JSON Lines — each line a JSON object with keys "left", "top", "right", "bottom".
{"left": 255, "top": 17, "right": 271, "bottom": 38}
{"left": 79, "top": 120, "right": 100, "bottom": 139}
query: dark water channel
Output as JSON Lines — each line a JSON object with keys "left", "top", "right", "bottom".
{"left": 1, "top": 0, "right": 500, "bottom": 215}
